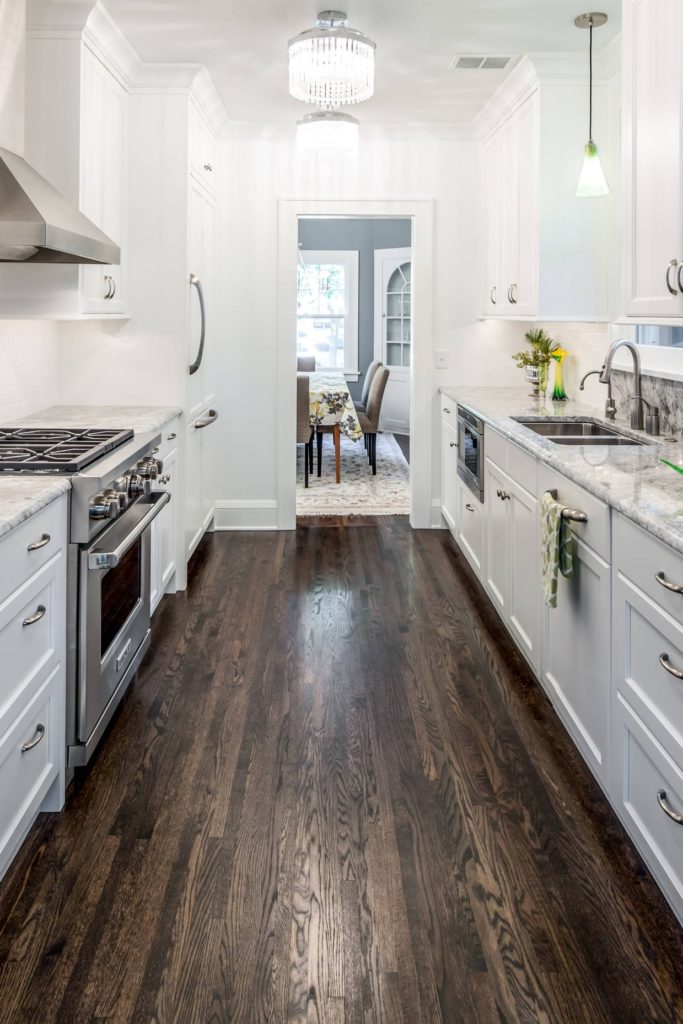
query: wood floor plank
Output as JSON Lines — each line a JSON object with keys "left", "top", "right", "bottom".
{"left": 0, "top": 522, "right": 681, "bottom": 1023}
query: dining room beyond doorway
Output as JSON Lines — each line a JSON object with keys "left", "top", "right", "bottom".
{"left": 295, "top": 216, "right": 412, "bottom": 517}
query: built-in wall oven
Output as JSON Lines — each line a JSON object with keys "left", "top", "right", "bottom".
{"left": 457, "top": 406, "right": 485, "bottom": 502}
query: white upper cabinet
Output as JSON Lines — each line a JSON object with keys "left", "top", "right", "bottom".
{"left": 189, "top": 97, "right": 217, "bottom": 195}
{"left": 623, "top": 0, "right": 683, "bottom": 318}
{"left": 479, "top": 56, "right": 609, "bottom": 322}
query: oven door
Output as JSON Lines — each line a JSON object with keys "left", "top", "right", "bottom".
{"left": 457, "top": 416, "right": 484, "bottom": 500}
{"left": 75, "top": 491, "right": 170, "bottom": 762}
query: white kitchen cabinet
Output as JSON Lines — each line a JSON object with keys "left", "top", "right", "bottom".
{"left": 479, "top": 56, "right": 608, "bottom": 322}
{"left": 0, "top": 495, "right": 67, "bottom": 882}
{"left": 151, "top": 443, "right": 178, "bottom": 615}
{"left": 189, "top": 96, "right": 218, "bottom": 196}
{"left": 484, "top": 444, "right": 541, "bottom": 673}
{"left": 455, "top": 479, "right": 484, "bottom": 579}
{"left": 440, "top": 420, "right": 459, "bottom": 533}
{"left": 187, "top": 177, "right": 216, "bottom": 421}
{"left": 79, "top": 46, "right": 128, "bottom": 315}
{"left": 623, "top": 0, "right": 683, "bottom": 318}
{"left": 186, "top": 407, "right": 218, "bottom": 560}
{"left": 539, "top": 465, "right": 611, "bottom": 785}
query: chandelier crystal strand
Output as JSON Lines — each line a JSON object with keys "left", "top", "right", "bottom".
{"left": 288, "top": 12, "right": 376, "bottom": 108}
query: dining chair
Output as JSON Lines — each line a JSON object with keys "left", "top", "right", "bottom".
{"left": 297, "top": 372, "right": 313, "bottom": 487}
{"left": 297, "top": 356, "right": 316, "bottom": 372}
{"left": 357, "top": 366, "right": 390, "bottom": 474}
{"left": 354, "top": 359, "right": 381, "bottom": 414}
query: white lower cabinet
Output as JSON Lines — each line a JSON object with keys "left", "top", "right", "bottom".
{"left": 0, "top": 495, "right": 67, "bottom": 882}
{"left": 440, "top": 421, "right": 459, "bottom": 532}
{"left": 150, "top": 444, "right": 178, "bottom": 615}
{"left": 455, "top": 479, "right": 484, "bottom": 577}
{"left": 186, "top": 406, "right": 218, "bottom": 561}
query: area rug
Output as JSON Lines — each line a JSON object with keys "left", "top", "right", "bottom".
{"left": 297, "top": 432, "right": 410, "bottom": 516}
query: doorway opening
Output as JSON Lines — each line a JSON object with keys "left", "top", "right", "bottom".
{"left": 295, "top": 216, "right": 413, "bottom": 518}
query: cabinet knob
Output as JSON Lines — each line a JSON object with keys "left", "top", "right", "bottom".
{"left": 204, "top": 162, "right": 213, "bottom": 172}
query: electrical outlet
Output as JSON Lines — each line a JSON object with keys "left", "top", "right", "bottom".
{"left": 435, "top": 349, "right": 448, "bottom": 369}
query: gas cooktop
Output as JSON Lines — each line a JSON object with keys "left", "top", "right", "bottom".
{"left": 0, "top": 426, "right": 134, "bottom": 473}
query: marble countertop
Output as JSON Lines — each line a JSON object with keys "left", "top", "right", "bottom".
{"left": 440, "top": 386, "right": 683, "bottom": 555}
{"left": 16, "top": 404, "right": 182, "bottom": 434}
{"left": 0, "top": 476, "right": 70, "bottom": 541}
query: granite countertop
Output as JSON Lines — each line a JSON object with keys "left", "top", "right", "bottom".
{"left": 440, "top": 386, "right": 683, "bottom": 555}
{"left": 16, "top": 404, "right": 182, "bottom": 434}
{"left": 0, "top": 476, "right": 71, "bottom": 541}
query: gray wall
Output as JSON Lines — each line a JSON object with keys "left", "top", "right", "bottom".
{"left": 297, "top": 217, "right": 412, "bottom": 400}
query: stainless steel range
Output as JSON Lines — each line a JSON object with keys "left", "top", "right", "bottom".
{"left": 0, "top": 425, "right": 170, "bottom": 767}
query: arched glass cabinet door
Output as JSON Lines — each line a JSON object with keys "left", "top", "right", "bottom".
{"left": 385, "top": 261, "right": 411, "bottom": 368}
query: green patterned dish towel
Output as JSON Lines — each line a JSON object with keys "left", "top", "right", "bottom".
{"left": 540, "top": 491, "right": 574, "bottom": 608}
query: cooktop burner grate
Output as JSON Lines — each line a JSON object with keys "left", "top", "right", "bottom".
{"left": 0, "top": 426, "right": 134, "bottom": 473}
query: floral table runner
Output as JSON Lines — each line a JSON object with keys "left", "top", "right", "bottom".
{"left": 308, "top": 371, "right": 362, "bottom": 441}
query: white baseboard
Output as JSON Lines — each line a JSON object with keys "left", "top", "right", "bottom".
{"left": 214, "top": 499, "right": 278, "bottom": 531}
{"left": 431, "top": 499, "right": 446, "bottom": 529}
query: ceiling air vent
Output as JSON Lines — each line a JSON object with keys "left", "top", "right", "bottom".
{"left": 449, "top": 55, "right": 513, "bottom": 70}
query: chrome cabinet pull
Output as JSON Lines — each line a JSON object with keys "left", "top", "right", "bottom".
{"left": 27, "top": 533, "right": 50, "bottom": 552}
{"left": 103, "top": 275, "right": 111, "bottom": 300}
{"left": 678, "top": 263, "right": 683, "bottom": 295}
{"left": 442, "top": 407, "right": 450, "bottom": 414}
{"left": 449, "top": 442, "right": 457, "bottom": 448}
{"left": 655, "top": 571, "right": 683, "bottom": 594}
{"left": 510, "top": 283, "right": 518, "bottom": 304}
{"left": 188, "top": 273, "right": 206, "bottom": 376}
{"left": 110, "top": 276, "right": 116, "bottom": 299}
{"left": 666, "top": 260, "right": 678, "bottom": 296}
{"left": 204, "top": 162, "right": 213, "bottom": 172}
{"left": 659, "top": 653, "right": 683, "bottom": 680}
{"left": 490, "top": 286, "right": 497, "bottom": 305}
{"left": 507, "top": 285, "right": 513, "bottom": 302}
{"left": 195, "top": 408, "right": 219, "bottom": 430}
{"left": 465, "top": 503, "right": 475, "bottom": 512}
{"left": 166, "top": 432, "right": 177, "bottom": 441}
{"left": 657, "top": 789, "right": 683, "bottom": 825}
{"left": 21, "top": 724, "right": 45, "bottom": 753}
{"left": 561, "top": 508, "right": 588, "bottom": 523}
{"left": 23, "top": 605, "right": 46, "bottom": 627}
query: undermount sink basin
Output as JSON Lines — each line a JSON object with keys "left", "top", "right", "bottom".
{"left": 513, "top": 416, "right": 651, "bottom": 446}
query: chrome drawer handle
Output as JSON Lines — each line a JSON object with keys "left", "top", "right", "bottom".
{"left": 659, "top": 653, "right": 683, "bottom": 680}
{"left": 465, "top": 503, "right": 475, "bottom": 512}
{"left": 657, "top": 790, "right": 683, "bottom": 825}
{"left": 666, "top": 260, "right": 678, "bottom": 296}
{"left": 166, "top": 432, "right": 177, "bottom": 441}
{"left": 23, "top": 605, "right": 46, "bottom": 627}
{"left": 449, "top": 442, "right": 456, "bottom": 448}
{"left": 27, "top": 533, "right": 50, "bottom": 552}
{"left": 490, "top": 286, "right": 496, "bottom": 305}
{"left": 21, "top": 723, "right": 45, "bottom": 753}
{"left": 561, "top": 507, "right": 588, "bottom": 523}
{"left": 442, "top": 407, "right": 450, "bottom": 414}
{"left": 655, "top": 571, "right": 683, "bottom": 594}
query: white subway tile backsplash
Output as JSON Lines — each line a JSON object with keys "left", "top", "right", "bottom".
{"left": 0, "top": 322, "right": 60, "bottom": 420}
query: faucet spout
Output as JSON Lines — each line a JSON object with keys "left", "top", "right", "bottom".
{"left": 600, "top": 339, "right": 644, "bottom": 430}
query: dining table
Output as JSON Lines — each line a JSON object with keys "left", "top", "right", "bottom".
{"left": 308, "top": 370, "right": 363, "bottom": 483}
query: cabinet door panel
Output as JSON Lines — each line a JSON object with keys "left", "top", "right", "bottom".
{"left": 457, "top": 481, "right": 484, "bottom": 578}
{"left": 185, "top": 423, "right": 203, "bottom": 559}
{"left": 508, "top": 480, "right": 540, "bottom": 671}
{"left": 512, "top": 91, "right": 539, "bottom": 317}
{"left": 200, "top": 419, "right": 216, "bottom": 533}
{"left": 441, "top": 423, "right": 459, "bottom": 532}
{"left": 483, "top": 130, "right": 503, "bottom": 315}
{"left": 542, "top": 537, "right": 610, "bottom": 783}
{"left": 484, "top": 460, "right": 509, "bottom": 615}
{"left": 624, "top": 0, "right": 683, "bottom": 317}
{"left": 499, "top": 117, "right": 519, "bottom": 314}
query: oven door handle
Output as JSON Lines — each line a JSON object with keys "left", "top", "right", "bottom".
{"left": 88, "top": 491, "right": 170, "bottom": 570}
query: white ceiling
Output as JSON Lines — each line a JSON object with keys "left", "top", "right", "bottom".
{"left": 104, "top": 0, "right": 621, "bottom": 124}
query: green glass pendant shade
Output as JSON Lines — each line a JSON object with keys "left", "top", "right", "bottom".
{"left": 576, "top": 141, "right": 610, "bottom": 198}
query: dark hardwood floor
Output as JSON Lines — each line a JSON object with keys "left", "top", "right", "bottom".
{"left": 0, "top": 520, "right": 682, "bottom": 1023}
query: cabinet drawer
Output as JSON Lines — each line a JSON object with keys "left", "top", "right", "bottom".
{"left": 614, "top": 512, "right": 683, "bottom": 628}
{"left": 156, "top": 418, "right": 181, "bottom": 460}
{"left": 0, "top": 667, "right": 60, "bottom": 880}
{"left": 485, "top": 428, "right": 536, "bottom": 496}
{"left": 0, "top": 563, "right": 59, "bottom": 738}
{"left": 614, "top": 571, "right": 683, "bottom": 763}
{"left": 611, "top": 694, "right": 683, "bottom": 925}
{"left": 0, "top": 497, "right": 66, "bottom": 607}
{"left": 485, "top": 426, "right": 508, "bottom": 471}
{"left": 457, "top": 482, "right": 484, "bottom": 577}
{"left": 538, "top": 465, "right": 610, "bottom": 561}
{"left": 440, "top": 395, "right": 456, "bottom": 423}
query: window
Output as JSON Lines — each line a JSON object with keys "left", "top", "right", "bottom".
{"left": 297, "top": 250, "right": 359, "bottom": 375}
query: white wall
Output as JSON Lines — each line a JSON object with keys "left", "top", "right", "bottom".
{"left": 0, "top": 321, "right": 60, "bottom": 419}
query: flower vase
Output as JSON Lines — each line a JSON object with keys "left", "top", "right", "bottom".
{"left": 551, "top": 353, "right": 568, "bottom": 402}
{"left": 538, "top": 363, "right": 549, "bottom": 396}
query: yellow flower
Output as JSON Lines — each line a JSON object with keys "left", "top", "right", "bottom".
{"left": 551, "top": 347, "right": 569, "bottom": 363}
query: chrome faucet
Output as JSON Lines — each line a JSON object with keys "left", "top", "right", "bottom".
{"left": 579, "top": 365, "right": 617, "bottom": 420}
{"left": 599, "top": 339, "right": 644, "bottom": 430}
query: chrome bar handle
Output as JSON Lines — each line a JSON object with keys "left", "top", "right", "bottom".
{"left": 659, "top": 653, "right": 683, "bottom": 680}
{"left": 110, "top": 276, "right": 116, "bottom": 299}
{"left": 510, "top": 283, "right": 518, "bottom": 304}
{"left": 449, "top": 441, "right": 456, "bottom": 448}
{"left": 22, "top": 605, "right": 46, "bottom": 627}
{"left": 657, "top": 790, "right": 683, "bottom": 825}
{"left": 195, "top": 408, "right": 219, "bottom": 429}
{"left": 678, "top": 263, "right": 683, "bottom": 295}
{"left": 561, "top": 508, "right": 588, "bottom": 523}
{"left": 188, "top": 273, "right": 206, "bottom": 376}
{"left": 655, "top": 571, "right": 683, "bottom": 594}
{"left": 490, "top": 286, "right": 496, "bottom": 305}
{"left": 88, "top": 491, "right": 170, "bottom": 570}
{"left": 27, "top": 533, "right": 50, "bottom": 552}
{"left": 21, "top": 724, "right": 45, "bottom": 753}
{"left": 465, "top": 503, "right": 475, "bottom": 512}
{"left": 666, "top": 260, "right": 678, "bottom": 296}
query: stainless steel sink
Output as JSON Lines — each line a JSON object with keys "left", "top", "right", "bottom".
{"left": 513, "top": 416, "right": 651, "bottom": 446}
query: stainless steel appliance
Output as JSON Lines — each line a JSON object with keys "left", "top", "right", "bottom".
{"left": 457, "top": 406, "right": 485, "bottom": 502}
{"left": 0, "top": 426, "right": 169, "bottom": 767}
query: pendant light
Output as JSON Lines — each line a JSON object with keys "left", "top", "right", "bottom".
{"left": 296, "top": 111, "right": 359, "bottom": 160}
{"left": 288, "top": 11, "right": 376, "bottom": 109}
{"left": 575, "top": 12, "right": 610, "bottom": 197}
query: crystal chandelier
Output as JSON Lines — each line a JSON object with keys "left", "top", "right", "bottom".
{"left": 288, "top": 10, "right": 376, "bottom": 109}
{"left": 296, "top": 111, "right": 359, "bottom": 160}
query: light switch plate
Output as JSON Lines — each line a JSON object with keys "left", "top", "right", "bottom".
{"left": 435, "top": 349, "right": 448, "bottom": 369}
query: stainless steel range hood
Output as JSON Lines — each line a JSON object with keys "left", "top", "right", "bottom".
{"left": 0, "top": 146, "right": 120, "bottom": 264}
